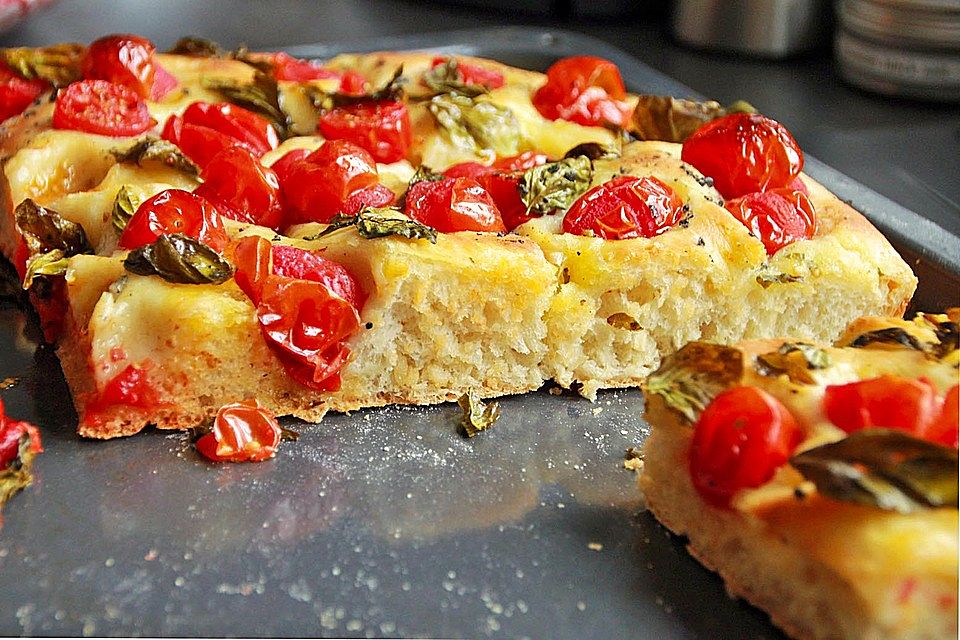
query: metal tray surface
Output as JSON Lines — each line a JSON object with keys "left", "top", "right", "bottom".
{"left": 0, "top": 27, "right": 957, "bottom": 638}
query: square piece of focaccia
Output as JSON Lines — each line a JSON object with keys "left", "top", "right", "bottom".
{"left": 0, "top": 42, "right": 917, "bottom": 438}
{"left": 639, "top": 311, "right": 959, "bottom": 640}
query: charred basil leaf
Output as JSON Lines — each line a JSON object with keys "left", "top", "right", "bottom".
{"left": 0, "top": 43, "right": 84, "bottom": 87}
{"left": 0, "top": 432, "right": 40, "bottom": 508}
{"left": 22, "top": 249, "right": 67, "bottom": 291}
{"left": 644, "top": 342, "right": 744, "bottom": 424}
{"left": 166, "top": 36, "right": 225, "bottom": 57}
{"left": 563, "top": 142, "right": 619, "bottom": 161}
{"left": 203, "top": 72, "right": 290, "bottom": 139}
{"left": 308, "top": 207, "right": 437, "bottom": 244}
{"left": 791, "top": 429, "right": 958, "bottom": 513}
{"left": 518, "top": 156, "right": 593, "bottom": 216}
{"left": 457, "top": 391, "right": 501, "bottom": 438}
{"left": 755, "top": 342, "right": 830, "bottom": 385}
{"left": 428, "top": 92, "right": 522, "bottom": 157}
{"left": 421, "top": 58, "right": 487, "bottom": 98}
{"left": 15, "top": 199, "right": 92, "bottom": 257}
{"left": 632, "top": 95, "right": 757, "bottom": 143}
{"left": 124, "top": 234, "right": 233, "bottom": 285}
{"left": 112, "top": 137, "right": 200, "bottom": 176}
{"left": 111, "top": 185, "right": 144, "bottom": 235}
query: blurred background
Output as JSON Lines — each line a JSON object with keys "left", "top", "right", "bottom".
{"left": 1, "top": 0, "right": 958, "bottom": 236}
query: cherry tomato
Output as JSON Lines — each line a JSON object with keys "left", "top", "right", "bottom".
{"left": 279, "top": 139, "right": 381, "bottom": 224}
{"left": 823, "top": 375, "right": 942, "bottom": 437}
{"left": 928, "top": 385, "right": 959, "bottom": 449}
{"left": 724, "top": 187, "right": 817, "bottom": 255}
{"left": 119, "top": 189, "right": 229, "bottom": 252}
{"left": 532, "top": 55, "right": 633, "bottom": 128}
{"left": 0, "top": 399, "right": 42, "bottom": 472}
{"left": 443, "top": 162, "right": 495, "bottom": 179}
{"left": 195, "top": 399, "right": 283, "bottom": 463}
{"left": 268, "top": 51, "right": 340, "bottom": 82}
{"left": 271, "top": 243, "right": 364, "bottom": 308}
{"left": 430, "top": 56, "right": 505, "bottom": 89}
{"left": 562, "top": 175, "right": 685, "bottom": 240}
{"left": 493, "top": 151, "right": 549, "bottom": 172}
{"left": 194, "top": 146, "right": 284, "bottom": 229}
{"left": 150, "top": 64, "right": 178, "bottom": 101}
{"left": 0, "top": 62, "right": 48, "bottom": 122}
{"left": 53, "top": 79, "right": 152, "bottom": 137}
{"left": 404, "top": 176, "right": 506, "bottom": 233}
{"left": 338, "top": 70, "right": 367, "bottom": 96}
{"left": 81, "top": 34, "right": 156, "bottom": 98}
{"left": 317, "top": 100, "right": 411, "bottom": 164}
{"left": 338, "top": 183, "right": 396, "bottom": 216}
{"left": 476, "top": 173, "right": 532, "bottom": 231}
{"left": 269, "top": 148, "right": 311, "bottom": 184}
{"left": 681, "top": 113, "right": 803, "bottom": 199}
{"left": 162, "top": 101, "right": 278, "bottom": 167}
{"left": 689, "top": 386, "right": 802, "bottom": 507}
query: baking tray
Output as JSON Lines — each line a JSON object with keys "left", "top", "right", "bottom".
{"left": 0, "top": 27, "right": 957, "bottom": 638}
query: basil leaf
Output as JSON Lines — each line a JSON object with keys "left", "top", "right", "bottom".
{"left": 14, "top": 199, "right": 92, "bottom": 257}
{"left": 518, "top": 156, "right": 593, "bottom": 216}
{"left": 422, "top": 58, "right": 487, "bottom": 98}
{"left": 457, "top": 391, "right": 501, "bottom": 438}
{"left": 123, "top": 234, "right": 233, "bottom": 285}
{"left": 563, "top": 142, "right": 619, "bottom": 161}
{"left": 166, "top": 36, "right": 225, "bottom": 57}
{"left": 307, "top": 65, "right": 405, "bottom": 112}
{"left": 204, "top": 72, "right": 290, "bottom": 139}
{"left": 0, "top": 43, "right": 84, "bottom": 87}
{"left": 755, "top": 342, "right": 830, "bottom": 385}
{"left": 308, "top": 207, "right": 437, "bottom": 244}
{"left": 632, "top": 96, "right": 757, "bottom": 143}
{"left": 428, "top": 92, "right": 522, "bottom": 157}
{"left": 791, "top": 430, "right": 959, "bottom": 513}
{"left": 0, "top": 432, "right": 40, "bottom": 508}
{"left": 22, "top": 249, "right": 67, "bottom": 291}
{"left": 111, "top": 185, "right": 144, "bottom": 235}
{"left": 644, "top": 342, "right": 744, "bottom": 424}
{"left": 112, "top": 137, "right": 200, "bottom": 176}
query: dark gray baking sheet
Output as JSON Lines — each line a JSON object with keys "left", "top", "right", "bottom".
{"left": 0, "top": 27, "right": 956, "bottom": 638}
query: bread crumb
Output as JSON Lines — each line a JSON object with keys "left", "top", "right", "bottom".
{"left": 548, "top": 386, "right": 563, "bottom": 396}
{"left": 587, "top": 542, "right": 603, "bottom": 551}
{"left": 591, "top": 407, "right": 603, "bottom": 415}
{"left": 623, "top": 457, "right": 644, "bottom": 472}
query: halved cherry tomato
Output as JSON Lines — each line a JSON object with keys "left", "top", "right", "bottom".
{"left": 162, "top": 101, "right": 278, "bottom": 167}
{"left": 279, "top": 139, "right": 381, "bottom": 224}
{"left": 689, "top": 386, "right": 802, "bottom": 507}
{"left": 81, "top": 34, "right": 156, "bottom": 99}
{"left": 404, "top": 176, "right": 506, "bottom": 233}
{"left": 195, "top": 399, "right": 283, "bottom": 463}
{"left": 271, "top": 243, "right": 364, "bottom": 309}
{"left": 476, "top": 173, "right": 531, "bottom": 231}
{"left": 928, "top": 385, "right": 959, "bottom": 448}
{"left": 0, "top": 399, "right": 42, "bottom": 472}
{"left": 444, "top": 162, "right": 494, "bottom": 179}
{"left": 681, "top": 113, "right": 803, "bottom": 199}
{"left": 0, "top": 62, "right": 48, "bottom": 122}
{"left": 823, "top": 375, "right": 942, "bottom": 438}
{"left": 562, "top": 175, "right": 685, "bottom": 240}
{"left": 150, "top": 65, "right": 178, "bottom": 101}
{"left": 430, "top": 56, "right": 505, "bottom": 90}
{"left": 268, "top": 51, "right": 340, "bottom": 82}
{"left": 724, "top": 187, "right": 817, "bottom": 255}
{"left": 493, "top": 151, "right": 549, "bottom": 172}
{"left": 338, "top": 183, "right": 396, "bottom": 216}
{"left": 339, "top": 70, "right": 367, "bottom": 96}
{"left": 269, "top": 148, "right": 312, "bottom": 183}
{"left": 317, "top": 100, "right": 411, "bottom": 164}
{"left": 194, "top": 146, "right": 284, "bottom": 230}
{"left": 119, "top": 189, "right": 228, "bottom": 251}
{"left": 53, "top": 79, "right": 151, "bottom": 137}
{"left": 532, "top": 55, "right": 632, "bottom": 128}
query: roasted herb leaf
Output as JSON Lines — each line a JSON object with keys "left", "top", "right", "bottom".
{"left": 428, "top": 92, "right": 522, "bottom": 157}
{"left": 14, "top": 199, "right": 92, "bottom": 257}
{"left": 0, "top": 43, "right": 84, "bottom": 87}
{"left": 791, "top": 430, "right": 959, "bottom": 513}
{"left": 204, "top": 72, "right": 290, "bottom": 138}
{"left": 124, "top": 234, "right": 233, "bottom": 285}
{"left": 644, "top": 342, "right": 744, "bottom": 423}
{"left": 112, "top": 137, "right": 200, "bottom": 176}
{"left": 166, "top": 36, "right": 225, "bottom": 57}
{"left": 22, "top": 249, "right": 67, "bottom": 290}
{"left": 563, "top": 142, "right": 619, "bottom": 161}
{"left": 457, "top": 391, "right": 501, "bottom": 438}
{"left": 632, "top": 95, "right": 757, "bottom": 143}
{"left": 755, "top": 342, "right": 830, "bottom": 385}
{"left": 307, "top": 65, "right": 404, "bottom": 112}
{"left": 756, "top": 271, "right": 802, "bottom": 289}
{"left": 308, "top": 207, "right": 437, "bottom": 244}
{"left": 422, "top": 57, "right": 487, "bottom": 98}
{"left": 518, "top": 156, "right": 593, "bottom": 216}
{"left": 0, "top": 432, "right": 40, "bottom": 508}
{"left": 111, "top": 185, "right": 144, "bottom": 234}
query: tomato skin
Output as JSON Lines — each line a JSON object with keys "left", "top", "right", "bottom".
{"left": 162, "top": 102, "right": 278, "bottom": 167}
{"left": 271, "top": 243, "right": 364, "bottom": 308}
{"left": 532, "top": 55, "right": 632, "bottom": 128}
{"left": 562, "top": 175, "right": 685, "bottom": 240}
{"left": 690, "top": 386, "right": 803, "bottom": 507}
{"left": 194, "top": 146, "right": 284, "bottom": 230}
{"left": 823, "top": 375, "right": 942, "bottom": 437}
{"left": 0, "top": 62, "right": 48, "bottom": 122}
{"left": 404, "top": 176, "right": 507, "bottom": 233}
{"left": 444, "top": 162, "right": 494, "bottom": 179}
{"left": 53, "top": 79, "right": 152, "bottom": 137}
{"left": 150, "top": 64, "right": 178, "bottom": 101}
{"left": 338, "top": 70, "right": 367, "bottom": 96}
{"left": 81, "top": 34, "right": 156, "bottom": 98}
{"left": 317, "top": 100, "right": 411, "bottom": 164}
{"left": 338, "top": 183, "right": 396, "bottom": 216}
{"left": 928, "top": 385, "right": 959, "bottom": 448}
{"left": 681, "top": 113, "right": 803, "bottom": 199}
{"left": 493, "top": 151, "right": 549, "bottom": 172}
{"left": 430, "top": 56, "right": 505, "bottom": 89}
{"left": 724, "top": 187, "right": 817, "bottom": 255}
{"left": 269, "top": 51, "right": 339, "bottom": 82}
{"left": 0, "top": 399, "right": 42, "bottom": 472}
{"left": 119, "top": 189, "right": 229, "bottom": 252}
{"left": 195, "top": 399, "right": 283, "bottom": 463}
{"left": 476, "top": 173, "right": 532, "bottom": 231}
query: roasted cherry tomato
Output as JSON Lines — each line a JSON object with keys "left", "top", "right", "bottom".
{"left": 194, "top": 146, "right": 284, "bottom": 229}
{"left": 724, "top": 187, "right": 817, "bottom": 255}
{"left": 195, "top": 399, "right": 283, "bottom": 463}
{"left": 269, "top": 148, "right": 312, "bottom": 184}
{"left": 338, "top": 183, "right": 396, "bottom": 216}
{"left": 268, "top": 51, "right": 340, "bottom": 82}
{"left": 233, "top": 236, "right": 362, "bottom": 391}
{"left": 823, "top": 375, "right": 942, "bottom": 438}
{"left": 150, "top": 64, "right": 178, "bottom": 101}
{"left": 928, "top": 385, "right": 959, "bottom": 448}
{"left": 562, "top": 175, "right": 685, "bottom": 240}
{"left": 279, "top": 139, "right": 381, "bottom": 224}
{"left": 532, "top": 55, "right": 632, "bottom": 128}
{"left": 0, "top": 399, "right": 42, "bottom": 472}
{"left": 0, "top": 62, "right": 48, "bottom": 122}
{"left": 338, "top": 70, "right": 367, "bottom": 95}
{"left": 444, "top": 152, "right": 549, "bottom": 179}
{"left": 430, "top": 56, "right": 505, "bottom": 89}
{"left": 443, "top": 162, "right": 495, "bottom": 179}
{"left": 681, "top": 113, "right": 803, "bottom": 199}
{"left": 53, "top": 79, "right": 152, "bottom": 137}
{"left": 162, "top": 101, "right": 278, "bottom": 167}
{"left": 689, "top": 386, "right": 802, "bottom": 507}
{"left": 404, "top": 176, "right": 506, "bottom": 233}
{"left": 81, "top": 34, "right": 157, "bottom": 98}
{"left": 317, "top": 100, "right": 411, "bottom": 164}
{"left": 119, "top": 189, "right": 229, "bottom": 251}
